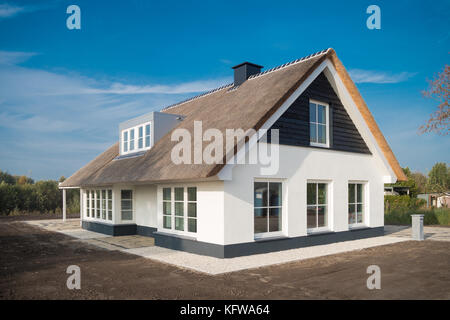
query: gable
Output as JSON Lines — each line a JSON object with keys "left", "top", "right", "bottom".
{"left": 268, "top": 72, "right": 371, "bottom": 154}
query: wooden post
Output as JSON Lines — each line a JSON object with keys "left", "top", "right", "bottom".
{"left": 62, "top": 189, "right": 66, "bottom": 222}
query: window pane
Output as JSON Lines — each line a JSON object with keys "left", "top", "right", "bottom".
{"left": 163, "top": 188, "right": 171, "bottom": 200}
{"left": 187, "top": 187, "right": 197, "bottom": 201}
{"left": 357, "top": 211, "right": 363, "bottom": 223}
{"left": 254, "top": 182, "right": 267, "bottom": 207}
{"left": 174, "top": 187, "right": 184, "bottom": 201}
{"left": 317, "top": 205, "right": 327, "bottom": 227}
{"left": 145, "top": 124, "right": 151, "bottom": 147}
{"left": 357, "top": 184, "right": 363, "bottom": 202}
{"left": 188, "top": 203, "right": 196, "bottom": 217}
{"left": 163, "top": 201, "right": 171, "bottom": 215}
{"left": 124, "top": 141, "right": 128, "bottom": 152}
{"left": 318, "top": 105, "right": 326, "bottom": 124}
{"left": 175, "top": 202, "right": 184, "bottom": 216}
{"left": 269, "top": 183, "right": 282, "bottom": 207}
{"left": 307, "top": 206, "right": 316, "bottom": 229}
{"left": 138, "top": 137, "right": 143, "bottom": 149}
{"left": 318, "top": 183, "right": 327, "bottom": 204}
{"left": 254, "top": 208, "right": 267, "bottom": 234}
{"left": 348, "top": 184, "right": 355, "bottom": 203}
{"left": 130, "top": 129, "right": 134, "bottom": 139}
{"left": 318, "top": 124, "right": 326, "bottom": 144}
{"left": 175, "top": 217, "right": 184, "bottom": 231}
{"left": 121, "top": 190, "right": 132, "bottom": 200}
{"left": 163, "top": 216, "right": 171, "bottom": 229}
{"left": 139, "top": 126, "right": 143, "bottom": 138}
{"left": 348, "top": 204, "right": 356, "bottom": 224}
{"left": 357, "top": 204, "right": 363, "bottom": 223}
{"left": 307, "top": 183, "right": 316, "bottom": 205}
{"left": 309, "top": 103, "right": 317, "bottom": 122}
{"left": 188, "top": 218, "right": 197, "bottom": 233}
{"left": 121, "top": 200, "right": 132, "bottom": 210}
{"left": 310, "top": 123, "right": 317, "bottom": 143}
{"left": 269, "top": 208, "right": 281, "bottom": 232}
{"left": 121, "top": 210, "right": 132, "bottom": 220}
{"left": 108, "top": 189, "right": 112, "bottom": 199}
{"left": 108, "top": 210, "right": 112, "bottom": 221}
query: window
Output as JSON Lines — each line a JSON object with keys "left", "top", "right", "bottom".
{"left": 174, "top": 187, "right": 184, "bottom": 231}
{"left": 349, "top": 183, "right": 364, "bottom": 225}
{"left": 107, "top": 190, "right": 113, "bottom": 221}
{"left": 307, "top": 182, "right": 328, "bottom": 230}
{"left": 309, "top": 100, "right": 329, "bottom": 147}
{"left": 121, "top": 190, "right": 133, "bottom": 221}
{"left": 129, "top": 129, "right": 135, "bottom": 151}
{"left": 90, "top": 190, "right": 95, "bottom": 218}
{"left": 123, "top": 131, "right": 128, "bottom": 153}
{"left": 138, "top": 126, "right": 143, "bottom": 149}
{"left": 145, "top": 124, "right": 151, "bottom": 148}
{"left": 85, "top": 191, "right": 90, "bottom": 217}
{"left": 85, "top": 189, "right": 113, "bottom": 221}
{"left": 121, "top": 122, "right": 152, "bottom": 155}
{"left": 254, "top": 182, "right": 282, "bottom": 235}
{"left": 161, "top": 186, "right": 197, "bottom": 234}
{"left": 96, "top": 190, "right": 100, "bottom": 218}
{"left": 187, "top": 187, "right": 197, "bottom": 233}
{"left": 101, "top": 190, "right": 106, "bottom": 219}
{"left": 162, "top": 188, "right": 172, "bottom": 229}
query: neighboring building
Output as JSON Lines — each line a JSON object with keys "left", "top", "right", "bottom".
{"left": 418, "top": 193, "right": 450, "bottom": 208}
{"left": 60, "top": 48, "right": 407, "bottom": 258}
{"left": 384, "top": 186, "right": 410, "bottom": 196}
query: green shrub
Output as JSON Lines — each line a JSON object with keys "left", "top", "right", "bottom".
{"left": 384, "top": 195, "right": 426, "bottom": 213}
{"left": 385, "top": 207, "right": 450, "bottom": 226}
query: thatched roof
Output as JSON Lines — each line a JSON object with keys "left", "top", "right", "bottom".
{"left": 60, "top": 48, "right": 406, "bottom": 188}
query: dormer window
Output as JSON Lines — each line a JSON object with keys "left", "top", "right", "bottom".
{"left": 121, "top": 121, "right": 151, "bottom": 155}
{"left": 309, "top": 100, "right": 329, "bottom": 148}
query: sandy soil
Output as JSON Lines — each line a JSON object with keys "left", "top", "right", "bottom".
{"left": 0, "top": 219, "right": 449, "bottom": 299}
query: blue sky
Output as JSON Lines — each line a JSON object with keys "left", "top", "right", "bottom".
{"left": 0, "top": 0, "right": 448, "bottom": 180}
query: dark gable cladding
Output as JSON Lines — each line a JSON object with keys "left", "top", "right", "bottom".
{"left": 268, "top": 72, "right": 371, "bottom": 154}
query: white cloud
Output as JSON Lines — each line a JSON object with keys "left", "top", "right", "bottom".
{"left": 0, "top": 50, "right": 230, "bottom": 180}
{"left": 83, "top": 78, "right": 231, "bottom": 95}
{"left": 0, "top": 3, "right": 24, "bottom": 18}
{"left": 348, "top": 69, "right": 417, "bottom": 84}
{"left": 0, "top": 51, "right": 37, "bottom": 65}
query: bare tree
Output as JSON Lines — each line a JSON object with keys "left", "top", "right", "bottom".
{"left": 419, "top": 64, "right": 449, "bottom": 135}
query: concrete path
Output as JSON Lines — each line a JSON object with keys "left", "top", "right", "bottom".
{"left": 24, "top": 219, "right": 433, "bottom": 275}
{"left": 384, "top": 225, "right": 450, "bottom": 242}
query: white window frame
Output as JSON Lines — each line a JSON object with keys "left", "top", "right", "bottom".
{"left": 348, "top": 181, "right": 367, "bottom": 228}
{"left": 84, "top": 188, "right": 113, "bottom": 222}
{"left": 306, "top": 180, "right": 330, "bottom": 234}
{"left": 309, "top": 99, "right": 330, "bottom": 148}
{"left": 121, "top": 121, "right": 152, "bottom": 155}
{"left": 254, "top": 179, "right": 284, "bottom": 240}
{"left": 159, "top": 185, "right": 197, "bottom": 237}
{"left": 120, "top": 189, "right": 134, "bottom": 222}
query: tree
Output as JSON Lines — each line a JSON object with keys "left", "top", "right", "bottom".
{"left": 420, "top": 64, "right": 449, "bottom": 135}
{"left": 427, "top": 162, "right": 449, "bottom": 192}
{"left": 386, "top": 167, "right": 419, "bottom": 197}
{"left": 0, "top": 170, "right": 15, "bottom": 185}
{"left": 410, "top": 171, "right": 428, "bottom": 194}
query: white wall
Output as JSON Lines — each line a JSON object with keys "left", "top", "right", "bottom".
{"left": 222, "top": 143, "right": 387, "bottom": 245}
{"left": 156, "top": 181, "right": 225, "bottom": 245}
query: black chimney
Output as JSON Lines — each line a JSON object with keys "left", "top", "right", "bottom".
{"left": 232, "top": 62, "right": 263, "bottom": 86}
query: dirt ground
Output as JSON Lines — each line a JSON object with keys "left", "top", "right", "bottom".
{"left": 0, "top": 218, "right": 449, "bottom": 299}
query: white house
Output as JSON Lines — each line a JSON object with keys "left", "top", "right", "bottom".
{"left": 60, "top": 48, "right": 406, "bottom": 258}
